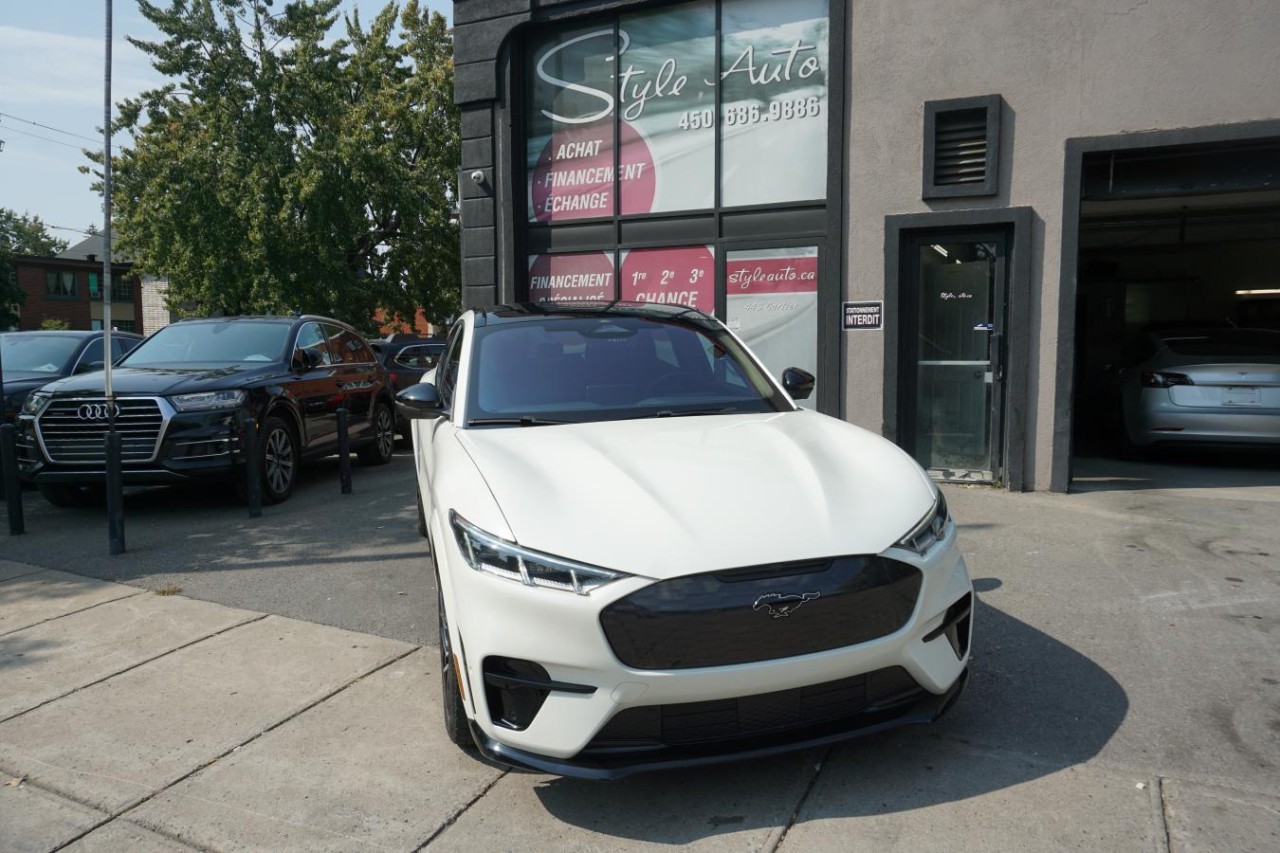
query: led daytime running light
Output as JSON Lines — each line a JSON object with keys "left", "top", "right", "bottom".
{"left": 896, "top": 492, "right": 950, "bottom": 555}
{"left": 449, "top": 510, "right": 628, "bottom": 595}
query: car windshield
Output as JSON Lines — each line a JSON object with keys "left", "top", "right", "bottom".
{"left": 1159, "top": 329, "right": 1280, "bottom": 358}
{"left": 0, "top": 334, "right": 81, "bottom": 375}
{"left": 122, "top": 321, "right": 291, "bottom": 366}
{"left": 465, "top": 314, "right": 787, "bottom": 425}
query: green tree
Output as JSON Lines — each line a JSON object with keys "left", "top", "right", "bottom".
{"left": 92, "top": 0, "right": 460, "bottom": 333}
{"left": 1, "top": 207, "right": 71, "bottom": 329}
{"left": 0, "top": 208, "right": 70, "bottom": 257}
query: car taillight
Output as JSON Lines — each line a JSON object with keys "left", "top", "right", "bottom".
{"left": 1142, "top": 371, "right": 1194, "bottom": 388}
{"left": 389, "top": 371, "right": 399, "bottom": 384}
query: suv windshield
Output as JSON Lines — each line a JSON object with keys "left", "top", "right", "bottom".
{"left": 465, "top": 315, "right": 787, "bottom": 425}
{"left": 1, "top": 334, "right": 81, "bottom": 374}
{"left": 123, "top": 321, "right": 291, "bottom": 366}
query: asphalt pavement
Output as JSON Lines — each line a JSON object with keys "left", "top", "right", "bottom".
{"left": 1, "top": 451, "right": 1278, "bottom": 851}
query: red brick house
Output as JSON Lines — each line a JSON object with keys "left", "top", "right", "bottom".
{"left": 12, "top": 236, "right": 142, "bottom": 332}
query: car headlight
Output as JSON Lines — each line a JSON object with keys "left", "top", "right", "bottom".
{"left": 169, "top": 390, "right": 247, "bottom": 412}
{"left": 450, "top": 510, "right": 630, "bottom": 595}
{"left": 21, "top": 391, "right": 51, "bottom": 417}
{"left": 895, "top": 490, "right": 951, "bottom": 555}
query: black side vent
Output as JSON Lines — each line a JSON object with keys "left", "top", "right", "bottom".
{"left": 923, "top": 95, "right": 1001, "bottom": 199}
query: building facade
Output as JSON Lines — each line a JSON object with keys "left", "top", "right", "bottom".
{"left": 452, "top": 0, "right": 1280, "bottom": 491}
{"left": 13, "top": 252, "right": 142, "bottom": 334}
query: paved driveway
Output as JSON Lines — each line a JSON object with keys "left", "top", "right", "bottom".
{"left": 1, "top": 453, "right": 1278, "bottom": 851}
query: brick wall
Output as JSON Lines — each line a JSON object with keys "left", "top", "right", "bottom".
{"left": 15, "top": 260, "right": 142, "bottom": 331}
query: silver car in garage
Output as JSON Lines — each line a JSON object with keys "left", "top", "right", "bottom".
{"left": 1120, "top": 327, "right": 1280, "bottom": 448}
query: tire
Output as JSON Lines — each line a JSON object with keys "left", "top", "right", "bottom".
{"left": 38, "top": 482, "right": 106, "bottom": 508}
{"left": 238, "top": 416, "right": 298, "bottom": 505}
{"left": 438, "top": 580, "right": 474, "bottom": 749}
{"left": 357, "top": 402, "right": 396, "bottom": 466}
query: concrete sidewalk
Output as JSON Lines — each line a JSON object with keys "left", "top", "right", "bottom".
{"left": 2, "top": 465, "right": 1280, "bottom": 851}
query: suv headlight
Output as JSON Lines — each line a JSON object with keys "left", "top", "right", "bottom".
{"left": 170, "top": 390, "right": 247, "bottom": 412}
{"left": 450, "top": 510, "right": 630, "bottom": 595}
{"left": 895, "top": 491, "right": 951, "bottom": 555}
{"left": 21, "top": 391, "right": 51, "bottom": 417}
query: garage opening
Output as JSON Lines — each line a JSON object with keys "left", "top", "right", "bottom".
{"left": 1070, "top": 137, "right": 1280, "bottom": 485}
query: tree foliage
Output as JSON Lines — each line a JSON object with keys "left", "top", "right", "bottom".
{"left": 93, "top": 0, "right": 460, "bottom": 332}
{"left": 1, "top": 208, "right": 70, "bottom": 328}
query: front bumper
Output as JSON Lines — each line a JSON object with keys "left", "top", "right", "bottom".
{"left": 15, "top": 405, "right": 249, "bottom": 486}
{"left": 437, "top": 517, "right": 974, "bottom": 778}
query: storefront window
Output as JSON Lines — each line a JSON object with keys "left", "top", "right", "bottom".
{"left": 619, "top": 246, "right": 715, "bottom": 310}
{"left": 527, "top": 25, "right": 620, "bottom": 223}
{"left": 617, "top": 1, "right": 717, "bottom": 214}
{"left": 720, "top": 0, "right": 829, "bottom": 207}
{"left": 527, "top": 252, "right": 617, "bottom": 302}
{"left": 726, "top": 246, "right": 820, "bottom": 408}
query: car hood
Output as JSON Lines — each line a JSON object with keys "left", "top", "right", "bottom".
{"left": 37, "top": 364, "right": 282, "bottom": 398}
{"left": 455, "top": 410, "right": 937, "bottom": 580}
{"left": 2, "top": 373, "right": 58, "bottom": 393}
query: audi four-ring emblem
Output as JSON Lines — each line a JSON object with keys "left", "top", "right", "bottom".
{"left": 77, "top": 403, "right": 121, "bottom": 420}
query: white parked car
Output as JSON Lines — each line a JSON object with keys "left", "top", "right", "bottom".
{"left": 399, "top": 302, "right": 973, "bottom": 779}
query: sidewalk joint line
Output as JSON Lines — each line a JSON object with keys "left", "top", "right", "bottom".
{"left": 0, "top": 588, "right": 146, "bottom": 638}
{"left": 1155, "top": 776, "right": 1172, "bottom": 853}
{"left": 766, "top": 745, "right": 832, "bottom": 853}
{"left": 0, "top": 613, "right": 270, "bottom": 726}
{"left": 45, "top": 643, "right": 421, "bottom": 853}
{"left": 0, "top": 564, "right": 49, "bottom": 584}
{"left": 413, "top": 768, "right": 510, "bottom": 851}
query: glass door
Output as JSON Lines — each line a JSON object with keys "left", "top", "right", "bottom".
{"left": 906, "top": 235, "right": 1007, "bottom": 481}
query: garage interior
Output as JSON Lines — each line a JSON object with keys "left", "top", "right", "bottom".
{"left": 1071, "top": 138, "right": 1280, "bottom": 474}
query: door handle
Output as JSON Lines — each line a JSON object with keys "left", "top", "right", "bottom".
{"left": 990, "top": 332, "right": 1004, "bottom": 382}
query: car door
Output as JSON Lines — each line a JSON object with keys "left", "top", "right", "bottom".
{"left": 290, "top": 321, "right": 342, "bottom": 453}
{"left": 324, "top": 323, "right": 382, "bottom": 438}
{"left": 419, "top": 322, "right": 466, "bottom": 521}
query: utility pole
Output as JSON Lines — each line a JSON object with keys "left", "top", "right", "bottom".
{"left": 103, "top": 0, "right": 125, "bottom": 554}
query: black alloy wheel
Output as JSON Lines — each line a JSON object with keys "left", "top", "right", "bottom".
{"left": 259, "top": 416, "right": 298, "bottom": 504}
{"left": 358, "top": 402, "right": 396, "bottom": 465}
{"left": 438, "top": 580, "right": 473, "bottom": 748}
{"left": 38, "top": 482, "right": 106, "bottom": 509}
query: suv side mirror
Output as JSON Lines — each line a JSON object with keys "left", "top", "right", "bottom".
{"left": 781, "top": 367, "right": 815, "bottom": 401}
{"left": 74, "top": 360, "right": 105, "bottom": 375}
{"left": 396, "top": 383, "right": 446, "bottom": 419}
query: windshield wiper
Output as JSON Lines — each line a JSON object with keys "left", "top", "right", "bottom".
{"left": 467, "top": 416, "right": 566, "bottom": 427}
{"left": 646, "top": 407, "right": 736, "bottom": 418}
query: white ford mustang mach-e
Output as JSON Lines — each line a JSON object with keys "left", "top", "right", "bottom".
{"left": 398, "top": 302, "right": 972, "bottom": 779}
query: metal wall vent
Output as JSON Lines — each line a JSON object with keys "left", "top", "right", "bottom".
{"left": 923, "top": 95, "right": 1002, "bottom": 199}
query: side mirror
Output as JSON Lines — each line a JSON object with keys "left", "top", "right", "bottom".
{"left": 781, "top": 367, "right": 815, "bottom": 401}
{"left": 396, "top": 383, "right": 446, "bottom": 420}
{"left": 75, "top": 360, "right": 105, "bottom": 375}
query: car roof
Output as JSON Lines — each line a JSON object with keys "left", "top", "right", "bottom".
{"left": 174, "top": 314, "right": 347, "bottom": 326}
{"left": 1, "top": 330, "right": 140, "bottom": 339}
{"left": 473, "top": 301, "right": 720, "bottom": 331}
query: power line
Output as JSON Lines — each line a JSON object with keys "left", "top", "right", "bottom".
{"left": 0, "top": 125, "right": 94, "bottom": 151}
{"left": 0, "top": 111, "right": 100, "bottom": 144}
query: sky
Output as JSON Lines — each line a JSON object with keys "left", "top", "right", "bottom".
{"left": 0, "top": 0, "right": 452, "bottom": 246}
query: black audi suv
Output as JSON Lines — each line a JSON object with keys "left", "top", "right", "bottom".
{"left": 15, "top": 316, "right": 396, "bottom": 507}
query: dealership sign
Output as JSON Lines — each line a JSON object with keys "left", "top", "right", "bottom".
{"left": 527, "top": 0, "right": 830, "bottom": 223}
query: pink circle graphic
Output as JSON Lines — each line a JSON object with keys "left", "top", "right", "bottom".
{"left": 531, "top": 120, "right": 656, "bottom": 223}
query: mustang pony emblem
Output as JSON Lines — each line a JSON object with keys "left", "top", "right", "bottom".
{"left": 753, "top": 591, "right": 821, "bottom": 618}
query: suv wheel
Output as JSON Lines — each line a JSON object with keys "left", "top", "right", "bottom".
{"left": 238, "top": 416, "right": 298, "bottom": 505}
{"left": 438, "top": 580, "right": 473, "bottom": 749}
{"left": 38, "top": 483, "right": 105, "bottom": 508}
{"left": 357, "top": 402, "right": 396, "bottom": 466}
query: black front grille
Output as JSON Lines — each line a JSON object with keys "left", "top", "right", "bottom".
{"left": 37, "top": 398, "right": 165, "bottom": 465}
{"left": 587, "top": 666, "right": 923, "bottom": 750}
{"left": 600, "top": 556, "right": 921, "bottom": 670}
